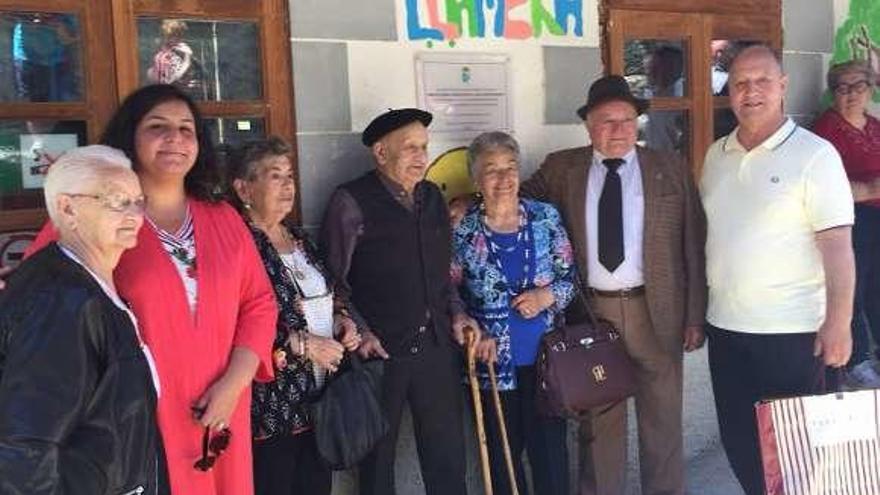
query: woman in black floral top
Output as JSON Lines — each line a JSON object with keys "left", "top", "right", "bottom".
{"left": 227, "top": 137, "right": 360, "bottom": 495}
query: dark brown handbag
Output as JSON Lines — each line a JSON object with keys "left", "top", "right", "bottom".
{"left": 536, "top": 285, "right": 637, "bottom": 418}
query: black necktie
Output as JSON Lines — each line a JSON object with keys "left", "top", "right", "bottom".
{"left": 598, "top": 158, "right": 625, "bottom": 272}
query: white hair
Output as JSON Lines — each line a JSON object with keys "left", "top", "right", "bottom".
{"left": 43, "top": 145, "right": 133, "bottom": 223}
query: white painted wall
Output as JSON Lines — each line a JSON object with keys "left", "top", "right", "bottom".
{"left": 346, "top": 0, "right": 601, "bottom": 174}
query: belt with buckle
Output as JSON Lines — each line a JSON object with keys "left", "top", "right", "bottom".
{"left": 589, "top": 285, "right": 645, "bottom": 298}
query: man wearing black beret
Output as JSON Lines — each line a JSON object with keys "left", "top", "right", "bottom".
{"left": 320, "top": 108, "right": 477, "bottom": 495}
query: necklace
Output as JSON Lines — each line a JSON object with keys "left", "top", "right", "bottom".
{"left": 479, "top": 200, "right": 532, "bottom": 296}
{"left": 278, "top": 228, "right": 306, "bottom": 281}
{"left": 153, "top": 206, "right": 197, "bottom": 279}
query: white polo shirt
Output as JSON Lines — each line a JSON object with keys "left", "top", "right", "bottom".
{"left": 700, "top": 118, "right": 854, "bottom": 334}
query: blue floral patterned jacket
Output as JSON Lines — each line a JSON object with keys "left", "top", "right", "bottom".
{"left": 451, "top": 198, "right": 576, "bottom": 391}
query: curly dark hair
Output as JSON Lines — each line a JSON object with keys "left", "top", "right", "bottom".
{"left": 225, "top": 136, "right": 293, "bottom": 213}
{"left": 99, "top": 84, "right": 221, "bottom": 202}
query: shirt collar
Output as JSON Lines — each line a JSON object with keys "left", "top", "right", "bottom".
{"left": 723, "top": 118, "right": 797, "bottom": 153}
{"left": 376, "top": 169, "right": 418, "bottom": 210}
{"left": 592, "top": 148, "right": 637, "bottom": 169}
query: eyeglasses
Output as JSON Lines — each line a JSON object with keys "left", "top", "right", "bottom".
{"left": 193, "top": 426, "right": 231, "bottom": 471}
{"left": 66, "top": 192, "right": 146, "bottom": 214}
{"left": 833, "top": 80, "right": 872, "bottom": 95}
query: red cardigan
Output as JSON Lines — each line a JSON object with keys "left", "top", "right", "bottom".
{"left": 27, "top": 200, "right": 276, "bottom": 495}
{"left": 813, "top": 109, "right": 880, "bottom": 208}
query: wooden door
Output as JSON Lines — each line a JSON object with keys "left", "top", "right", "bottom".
{"left": 606, "top": 6, "right": 780, "bottom": 176}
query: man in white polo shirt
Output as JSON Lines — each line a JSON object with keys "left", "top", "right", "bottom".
{"left": 701, "top": 44, "right": 855, "bottom": 495}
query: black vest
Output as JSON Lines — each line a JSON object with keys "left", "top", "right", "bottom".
{"left": 343, "top": 171, "right": 452, "bottom": 355}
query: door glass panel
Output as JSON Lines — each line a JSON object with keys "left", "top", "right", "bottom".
{"left": 137, "top": 17, "right": 262, "bottom": 101}
{"left": 204, "top": 117, "right": 265, "bottom": 148}
{"left": 0, "top": 12, "right": 83, "bottom": 102}
{"left": 710, "top": 39, "right": 762, "bottom": 95}
{"left": 0, "top": 119, "right": 87, "bottom": 210}
{"left": 639, "top": 110, "right": 689, "bottom": 159}
{"left": 624, "top": 39, "right": 688, "bottom": 99}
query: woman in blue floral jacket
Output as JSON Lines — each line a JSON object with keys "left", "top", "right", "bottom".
{"left": 452, "top": 131, "right": 575, "bottom": 495}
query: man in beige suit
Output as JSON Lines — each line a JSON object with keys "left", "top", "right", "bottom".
{"left": 520, "top": 75, "right": 706, "bottom": 495}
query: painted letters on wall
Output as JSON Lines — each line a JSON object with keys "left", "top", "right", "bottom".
{"left": 404, "top": 0, "right": 584, "bottom": 42}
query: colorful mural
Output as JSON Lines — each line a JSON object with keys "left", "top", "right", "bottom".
{"left": 832, "top": 0, "right": 880, "bottom": 102}
{"left": 405, "top": 0, "right": 584, "bottom": 43}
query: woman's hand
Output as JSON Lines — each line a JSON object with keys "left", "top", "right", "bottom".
{"left": 475, "top": 337, "right": 497, "bottom": 364}
{"left": 193, "top": 376, "right": 244, "bottom": 432}
{"left": 193, "top": 347, "right": 259, "bottom": 431}
{"left": 512, "top": 287, "right": 555, "bottom": 319}
{"left": 307, "top": 335, "right": 345, "bottom": 373}
{"left": 334, "top": 314, "right": 361, "bottom": 352}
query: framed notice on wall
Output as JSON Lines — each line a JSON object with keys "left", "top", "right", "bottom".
{"left": 19, "top": 134, "right": 78, "bottom": 190}
{"left": 415, "top": 52, "right": 513, "bottom": 149}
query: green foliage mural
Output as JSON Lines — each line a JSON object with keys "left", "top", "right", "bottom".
{"left": 832, "top": 0, "right": 880, "bottom": 102}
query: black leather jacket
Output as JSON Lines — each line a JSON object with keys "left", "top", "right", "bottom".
{"left": 0, "top": 244, "right": 161, "bottom": 495}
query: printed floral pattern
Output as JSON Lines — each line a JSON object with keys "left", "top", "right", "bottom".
{"left": 248, "top": 220, "right": 333, "bottom": 440}
{"left": 452, "top": 199, "right": 575, "bottom": 391}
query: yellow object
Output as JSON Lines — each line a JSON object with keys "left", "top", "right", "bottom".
{"left": 425, "top": 146, "right": 475, "bottom": 202}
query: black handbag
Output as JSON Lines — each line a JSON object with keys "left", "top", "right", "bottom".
{"left": 311, "top": 353, "right": 388, "bottom": 469}
{"left": 535, "top": 282, "right": 637, "bottom": 418}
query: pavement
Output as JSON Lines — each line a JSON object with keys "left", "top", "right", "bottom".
{"left": 331, "top": 347, "right": 746, "bottom": 495}
{"left": 626, "top": 348, "right": 744, "bottom": 495}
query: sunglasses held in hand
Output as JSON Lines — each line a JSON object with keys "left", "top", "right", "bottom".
{"left": 194, "top": 426, "right": 231, "bottom": 471}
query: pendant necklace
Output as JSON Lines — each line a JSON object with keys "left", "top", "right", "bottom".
{"left": 280, "top": 228, "right": 306, "bottom": 281}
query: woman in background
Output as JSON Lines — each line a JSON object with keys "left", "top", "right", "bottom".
{"left": 814, "top": 60, "right": 880, "bottom": 379}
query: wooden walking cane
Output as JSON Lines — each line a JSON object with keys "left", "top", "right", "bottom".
{"left": 465, "top": 327, "right": 493, "bottom": 495}
{"left": 487, "top": 364, "right": 519, "bottom": 495}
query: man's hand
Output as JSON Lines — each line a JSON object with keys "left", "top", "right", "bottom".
{"left": 356, "top": 330, "right": 389, "bottom": 360}
{"left": 814, "top": 226, "right": 855, "bottom": 368}
{"left": 452, "top": 312, "right": 480, "bottom": 347}
{"left": 683, "top": 325, "right": 705, "bottom": 352}
{"left": 814, "top": 321, "right": 852, "bottom": 367}
{"left": 334, "top": 314, "right": 361, "bottom": 352}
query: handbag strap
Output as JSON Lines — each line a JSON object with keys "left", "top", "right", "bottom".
{"left": 824, "top": 366, "right": 847, "bottom": 395}
{"left": 571, "top": 268, "right": 601, "bottom": 328}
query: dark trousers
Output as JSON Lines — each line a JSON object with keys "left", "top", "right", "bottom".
{"left": 359, "top": 338, "right": 467, "bottom": 495}
{"left": 253, "top": 430, "right": 331, "bottom": 495}
{"left": 478, "top": 366, "right": 568, "bottom": 495}
{"left": 851, "top": 204, "right": 880, "bottom": 365}
{"left": 706, "top": 325, "right": 825, "bottom": 495}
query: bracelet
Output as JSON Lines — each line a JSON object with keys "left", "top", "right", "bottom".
{"left": 301, "top": 330, "right": 309, "bottom": 359}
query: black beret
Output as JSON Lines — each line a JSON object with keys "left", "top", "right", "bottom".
{"left": 361, "top": 108, "right": 433, "bottom": 147}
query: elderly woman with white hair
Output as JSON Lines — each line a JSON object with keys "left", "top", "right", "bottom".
{"left": 451, "top": 131, "right": 576, "bottom": 495}
{"left": 813, "top": 60, "right": 880, "bottom": 376}
{"left": 0, "top": 145, "right": 164, "bottom": 495}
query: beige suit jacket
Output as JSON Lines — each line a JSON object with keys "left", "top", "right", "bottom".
{"left": 520, "top": 145, "right": 707, "bottom": 337}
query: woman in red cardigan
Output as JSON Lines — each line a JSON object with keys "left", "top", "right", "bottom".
{"left": 26, "top": 84, "right": 277, "bottom": 495}
{"left": 813, "top": 60, "right": 880, "bottom": 378}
